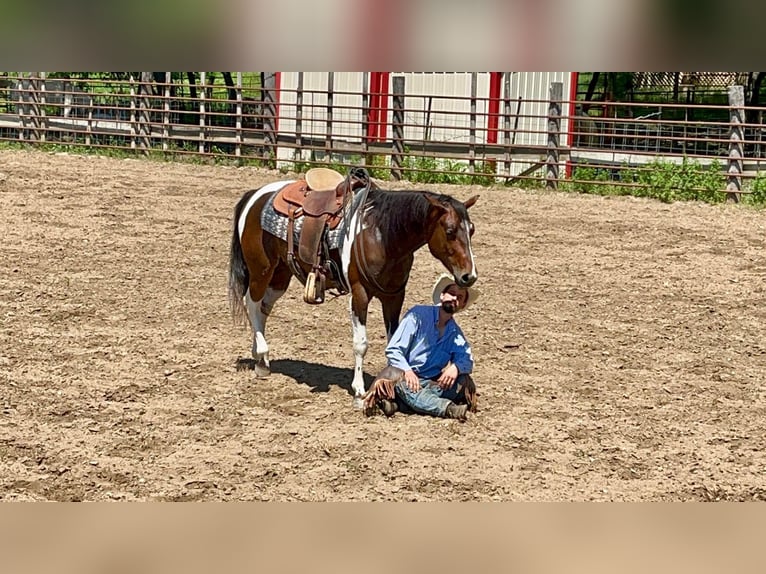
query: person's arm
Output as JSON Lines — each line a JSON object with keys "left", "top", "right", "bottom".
{"left": 450, "top": 326, "right": 474, "bottom": 375}
{"left": 435, "top": 325, "right": 474, "bottom": 389}
{"left": 384, "top": 310, "right": 420, "bottom": 372}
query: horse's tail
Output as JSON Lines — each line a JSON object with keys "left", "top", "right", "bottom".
{"left": 228, "top": 189, "right": 256, "bottom": 324}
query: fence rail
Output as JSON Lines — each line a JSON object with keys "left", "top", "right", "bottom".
{"left": 2, "top": 72, "right": 766, "bottom": 200}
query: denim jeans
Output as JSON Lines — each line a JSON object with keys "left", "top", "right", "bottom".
{"left": 394, "top": 374, "right": 469, "bottom": 417}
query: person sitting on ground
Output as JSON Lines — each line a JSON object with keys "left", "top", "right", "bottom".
{"left": 363, "top": 273, "right": 480, "bottom": 421}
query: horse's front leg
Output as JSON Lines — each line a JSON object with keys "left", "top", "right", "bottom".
{"left": 349, "top": 282, "right": 370, "bottom": 408}
{"left": 380, "top": 291, "right": 406, "bottom": 343}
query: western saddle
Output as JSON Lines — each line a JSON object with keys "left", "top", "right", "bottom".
{"left": 272, "top": 167, "right": 367, "bottom": 304}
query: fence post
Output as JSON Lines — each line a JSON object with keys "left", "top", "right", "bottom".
{"left": 28, "top": 73, "right": 42, "bottom": 142}
{"left": 502, "top": 73, "right": 512, "bottom": 178}
{"left": 469, "top": 72, "right": 477, "bottom": 174}
{"left": 546, "top": 82, "right": 563, "bottom": 190}
{"left": 86, "top": 92, "right": 93, "bottom": 147}
{"left": 325, "top": 71, "right": 334, "bottom": 163}
{"left": 162, "top": 72, "right": 170, "bottom": 152}
{"left": 138, "top": 72, "right": 153, "bottom": 154}
{"left": 295, "top": 72, "right": 304, "bottom": 163}
{"left": 262, "top": 72, "right": 278, "bottom": 165}
{"left": 726, "top": 85, "right": 745, "bottom": 203}
{"left": 361, "top": 72, "right": 371, "bottom": 165}
{"left": 16, "top": 75, "right": 27, "bottom": 141}
{"left": 235, "top": 72, "right": 242, "bottom": 159}
{"left": 39, "top": 72, "right": 47, "bottom": 143}
{"left": 129, "top": 74, "right": 137, "bottom": 150}
{"left": 391, "top": 76, "right": 405, "bottom": 181}
{"left": 199, "top": 72, "right": 206, "bottom": 155}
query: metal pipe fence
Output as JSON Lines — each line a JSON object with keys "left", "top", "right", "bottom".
{"left": 2, "top": 73, "right": 765, "bottom": 200}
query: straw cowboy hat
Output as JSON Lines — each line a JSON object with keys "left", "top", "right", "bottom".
{"left": 431, "top": 273, "right": 480, "bottom": 312}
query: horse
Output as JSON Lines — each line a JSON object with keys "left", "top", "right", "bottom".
{"left": 227, "top": 167, "right": 479, "bottom": 408}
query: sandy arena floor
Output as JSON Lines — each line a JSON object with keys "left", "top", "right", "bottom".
{"left": 1, "top": 148, "right": 765, "bottom": 501}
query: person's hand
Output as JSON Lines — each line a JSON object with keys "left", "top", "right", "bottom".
{"left": 404, "top": 369, "right": 420, "bottom": 392}
{"left": 436, "top": 363, "right": 459, "bottom": 389}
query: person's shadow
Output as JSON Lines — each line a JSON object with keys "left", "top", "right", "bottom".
{"left": 236, "top": 358, "right": 375, "bottom": 396}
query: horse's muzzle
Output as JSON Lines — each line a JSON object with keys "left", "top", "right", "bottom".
{"left": 455, "top": 272, "right": 477, "bottom": 288}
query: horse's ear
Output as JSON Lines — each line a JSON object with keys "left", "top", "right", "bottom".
{"left": 463, "top": 195, "right": 479, "bottom": 209}
{"left": 425, "top": 195, "right": 450, "bottom": 213}
{"left": 425, "top": 195, "right": 448, "bottom": 229}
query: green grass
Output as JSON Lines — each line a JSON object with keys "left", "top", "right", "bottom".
{"left": 557, "top": 157, "right": 766, "bottom": 205}
{"left": 629, "top": 158, "right": 726, "bottom": 203}
{"left": 744, "top": 173, "right": 766, "bottom": 206}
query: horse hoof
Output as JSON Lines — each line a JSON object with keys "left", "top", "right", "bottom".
{"left": 352, "top": 396, "right": 364, "bottom": 410}
{"left": 254, "top": 364, "right": 271, "bottom": 379}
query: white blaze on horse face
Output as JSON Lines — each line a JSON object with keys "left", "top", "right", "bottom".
{"left": 237, "top": 180, "right": 295, "bottom": 239}
{"left": 462, "top": 220, "right": 477, "bottom": 281}
{"left": 350, "top": 304, "right": 368, "bottom": 400}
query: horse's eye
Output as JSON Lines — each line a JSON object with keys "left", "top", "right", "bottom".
{"left": 446, "top": 228, "right": 457, "bottom": 239}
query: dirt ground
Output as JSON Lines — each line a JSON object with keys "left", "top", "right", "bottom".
{"left": 1, "top": 148, "right": 766, "bottom": 501}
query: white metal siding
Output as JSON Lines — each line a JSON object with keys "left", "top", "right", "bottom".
{"left": 389, "top": 72, "right": 491, "bottom": 144}
{"left": 276, "top": 72, "right": 573, "bottom": 172}
{"left": 506, "top": 72, "right": 571, "bottom": 148}
{"left": 279, "top": 72, "right": 367, "bottom": 142}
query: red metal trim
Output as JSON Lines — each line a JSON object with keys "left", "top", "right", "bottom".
{"left": 487, "top": 72, "right": 502, "bottom": 144}
{"left": 378, "top": 72, "right": 390, "bottom": 141}
{"left": 366, "top": 72, "right": 391, "bottom": 142}
{"left": 367, "top": 72, "right": 381, "bottom": 142}
{"left": 566, "top": 71, "right": 579, "bottom": 178}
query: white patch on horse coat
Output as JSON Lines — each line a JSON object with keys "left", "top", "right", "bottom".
{"left": 245, "top": 289, "right": 268, "bottom": 357}
{"left": 350, "top": 305, "right": 368, "bottom": 398}
{"left": 254, "top": 332, "right": 268, "bottom": 357}
{"left": 340, "top": 205, "right": 366, "bottom": 288}
{"left": 246, "top": 286, "right": 286, "bottom": 362}
{"left": 238, "top": 180, "right": 295, "bottom": 239}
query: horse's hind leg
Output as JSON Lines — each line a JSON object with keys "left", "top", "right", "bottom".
{"left": 244, "top": 289, "right": 270, "bottom": 378}
{"left": 245, "top": 260, "right": 291, "bottom": 377}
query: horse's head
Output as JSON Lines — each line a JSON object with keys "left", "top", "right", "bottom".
{"left": 425, "top": 194, "right": 479, "bottom": 288}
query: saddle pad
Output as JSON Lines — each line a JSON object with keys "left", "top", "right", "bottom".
{"left": 261, "top": 192, "right": 345, "bottom": 251}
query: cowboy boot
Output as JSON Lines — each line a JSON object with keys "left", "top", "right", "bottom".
{"left": 378, "top": 399, "right": 399, "bottom": 417}
{"left": 445, "top": 403, "right": 468, "bottom": 421}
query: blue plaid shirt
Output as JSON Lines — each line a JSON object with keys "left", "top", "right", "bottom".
{"left": 385, "top": 305, "right": 474, "bottom": 380}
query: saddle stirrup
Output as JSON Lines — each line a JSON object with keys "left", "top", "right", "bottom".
{"left": 304, "top": 269, "right": 326, "bottom": 305}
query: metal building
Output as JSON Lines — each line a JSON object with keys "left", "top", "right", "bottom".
{"left": 275, "top": 72, "right": 575, "bottom": 172}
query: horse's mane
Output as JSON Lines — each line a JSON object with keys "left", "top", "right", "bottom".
{"left": 367, "top": 188, "right": 469, "bottom": 251}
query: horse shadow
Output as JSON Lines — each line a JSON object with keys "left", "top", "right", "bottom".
{"left": 236, "top": 358, "right": 375, "bottom": 395}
